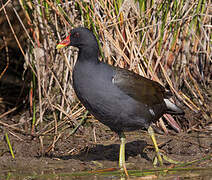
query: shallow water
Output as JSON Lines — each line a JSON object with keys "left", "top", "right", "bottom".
{"left": 1, "top": 165, "right": 212, "bottom": 180}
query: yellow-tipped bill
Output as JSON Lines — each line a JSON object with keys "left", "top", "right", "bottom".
{"left": 56, "top": 44, "right": 67, "bottom": 49}
{"left": 56, "top": 34, "right": 70, "bottom": 49}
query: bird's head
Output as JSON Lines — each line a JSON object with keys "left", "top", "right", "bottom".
{"left": 56, "top": 27, "right": 98, "bottom": 49}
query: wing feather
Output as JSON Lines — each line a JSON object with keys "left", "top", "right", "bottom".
{"left": 112, "top": 68, "right": 168, "bottom": 106}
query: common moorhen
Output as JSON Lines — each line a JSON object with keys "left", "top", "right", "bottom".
{"left": 57, "top": 27, "right": 184, "bottom": 172}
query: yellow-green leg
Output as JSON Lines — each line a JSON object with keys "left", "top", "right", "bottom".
{"left": 119, "top": 132, "right": 129, "bottom": 177}
{"left": 148, "top": 126, "right": 183, "bottom": 165}
{"left": 148, "top": 126, "right": 163, "bottom": 166}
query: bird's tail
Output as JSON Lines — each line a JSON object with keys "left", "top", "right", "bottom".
{"left": 164, "top": 99, "right": 184, "bottom": 115}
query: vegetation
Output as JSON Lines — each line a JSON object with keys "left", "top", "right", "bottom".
{"left": 0, "top": 0, "right": 211, "bottom": 154}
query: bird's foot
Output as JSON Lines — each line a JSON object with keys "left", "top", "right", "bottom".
{"left": 153, "top": 152, "right": 185, "bottom": 166}
{"left": 119, "top": 163, "right": 129, "bottom": 178}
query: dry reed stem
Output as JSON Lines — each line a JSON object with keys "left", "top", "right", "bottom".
{"left": 0, "top": 0, "right": 211, "bottom": 142}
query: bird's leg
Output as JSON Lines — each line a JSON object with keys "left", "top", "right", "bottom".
{"left": 119, "top": 132, "right": 129, "bottom": 177}
{"left": 148, "top": 126, "right": 184, "bottom": 165}
{"left": 119, "top": 132, "right": 126, "bottom": 170}
{"left": 148, "top": 126, "right": 163, "bottom": 166}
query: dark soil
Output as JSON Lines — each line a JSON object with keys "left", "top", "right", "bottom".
{"left": 0, "top": 108, "right": 212, "bottom": 176}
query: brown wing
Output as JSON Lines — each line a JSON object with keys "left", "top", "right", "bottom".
{"left": 112, "top": 68, "right": 168, "bottom": 106}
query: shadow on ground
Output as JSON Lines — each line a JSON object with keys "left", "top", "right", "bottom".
{"left": 55, "top": 140, "right": 150, "bottom": 162}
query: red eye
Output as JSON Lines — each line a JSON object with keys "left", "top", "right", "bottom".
{"left": 74, "top": 32, "right": 80, "bottom": 38}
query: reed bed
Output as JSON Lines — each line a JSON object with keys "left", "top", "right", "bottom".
{"left": 0, "top": 0, "right": 211, "bottom": 152}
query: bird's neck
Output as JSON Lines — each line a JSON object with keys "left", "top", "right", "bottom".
{"left": 78, "top": 46, "right": 99, "bottom": 63}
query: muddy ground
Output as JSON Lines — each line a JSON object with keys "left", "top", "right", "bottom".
{"left": 0, "top": 108, "right": 212, "bottom": 177}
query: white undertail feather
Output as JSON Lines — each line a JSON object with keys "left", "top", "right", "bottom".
{"left": 164, "top": 99, "right": 183, "bottom": 114}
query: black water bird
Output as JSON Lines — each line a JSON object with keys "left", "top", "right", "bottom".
{"left": 56, "top": 27, "right": 184, "bottom": 173}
